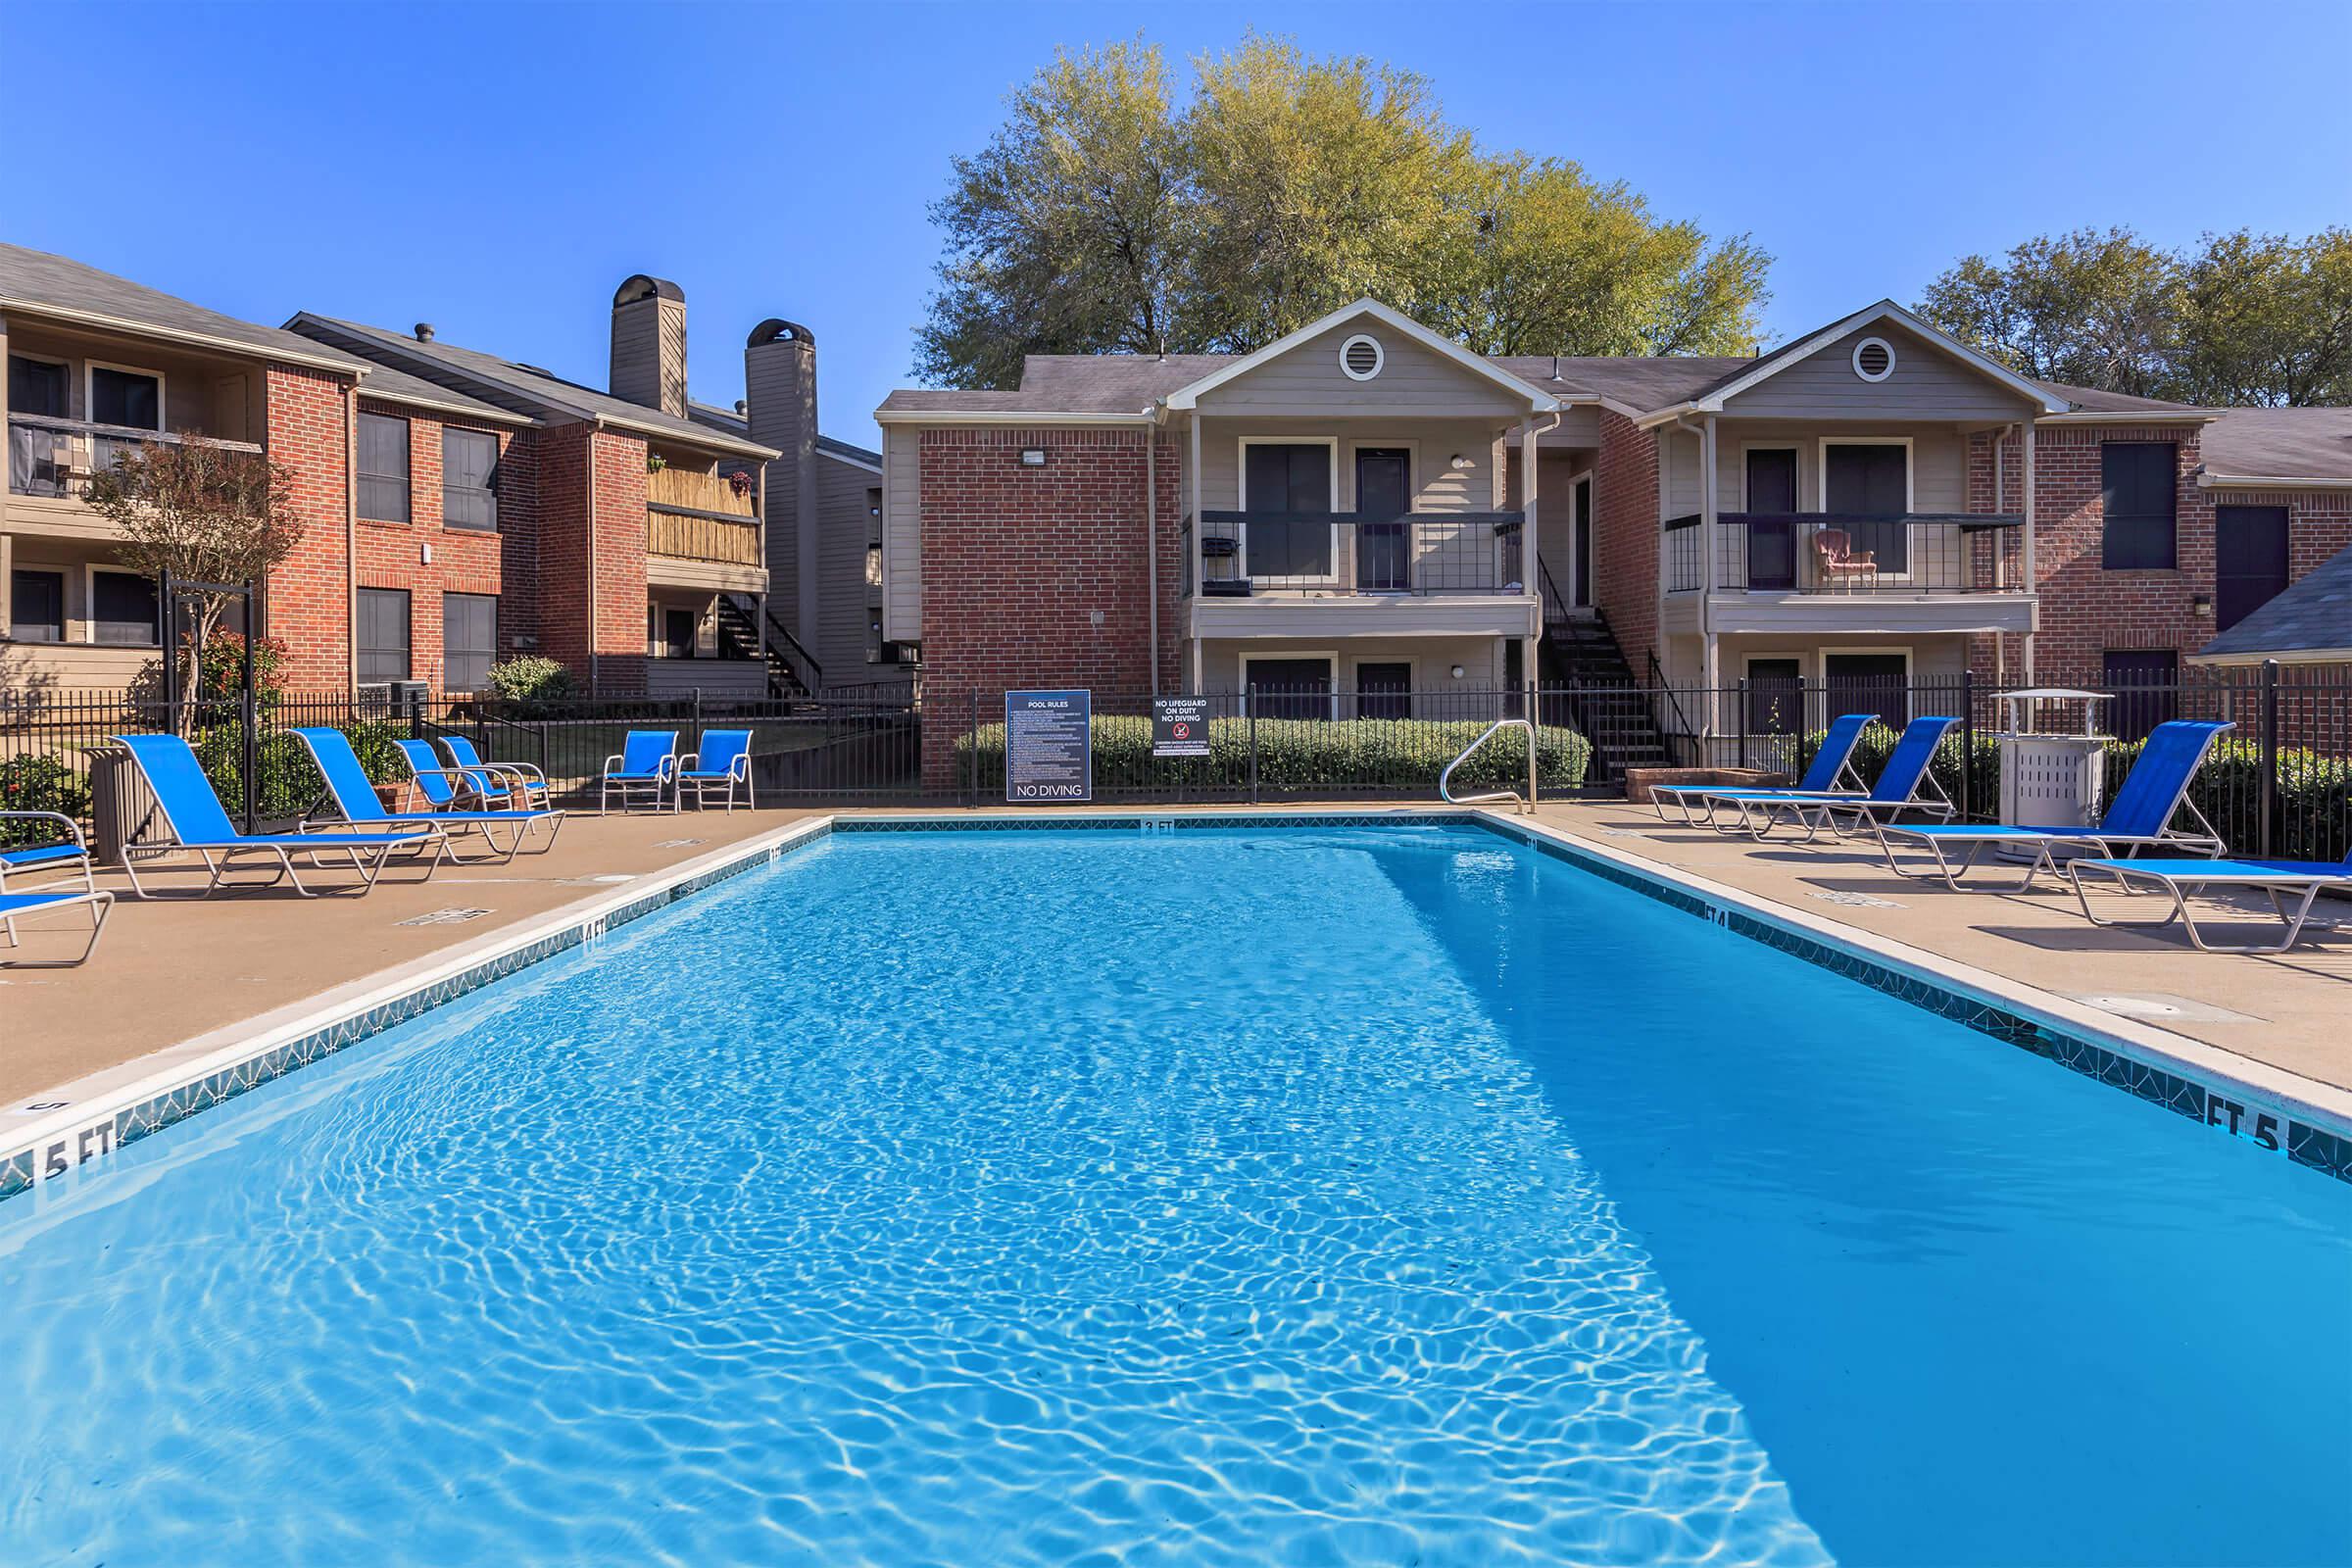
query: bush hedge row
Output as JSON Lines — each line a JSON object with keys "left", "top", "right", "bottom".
{"left": 956, "top": 713, "right": 1591, "bottom": 793}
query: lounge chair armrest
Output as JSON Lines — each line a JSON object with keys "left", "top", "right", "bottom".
{"left": 601, "top": 754, "right": 624, "bottom": 774}
{"left": 677, "top": 751, "right": 701, "bottom": 771}
{"left": 0, "top": 810, "right": 87, "bottom": 848}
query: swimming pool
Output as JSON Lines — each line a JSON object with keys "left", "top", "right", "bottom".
{"left": 3, "top": 821, "right": 2347, "bottom": 1565}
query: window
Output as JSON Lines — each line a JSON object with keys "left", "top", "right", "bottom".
{"left": 2101, "top": 443, "right": 2177, "bottom": 570}
{"left": 442, "top": 592, "right": 496, "bottom": 692}
{"left": 359, "top": 413, "right": 412, "bottom": 522}
{"left": 9, "top": 568, "right": 65, "bottom": 642}
{"left": 1823, "top": 442, "right": 1910, "bottom": 572}
{"left": 2214, "top": 505, "right": 2291, "bottom": 630}
{"left": 358, "top": 588, "right": 412, "bottom": 683}
{"left": 90, "top": 569, "right": 159, "bottom": 646}
{"left": 9, "top": 355, "right": 68, "bottom": 416}
{"left": 1243, "top": 656, "right": 1334, "bottom": 720}
{"left": 1745, "top": 658, "right": 1802, "bottom": 736}
{"left": 1824, "top": 653, "right": 1909, "bottom": 727}
{"left": 440, "top": 428, "right": 499, "bottom": 531}
{"left": 1358, "top": 662, "right": 1412, "bottom": 720}
{"left": 2102, "top": 650, "right": 2178, "bottom": 742}
{"left": 1241, "top": 441, "right": 1334, "bottom": 579}
{"left": 88, "top": 365, "right": 162, "bottom": 430}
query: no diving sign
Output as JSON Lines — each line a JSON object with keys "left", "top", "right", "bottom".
{"left": 1153, "top": 696, "right": 1210, "bottom": 759}
{"left": 1006, "top": 689, "right": 1093, "bottom": 803}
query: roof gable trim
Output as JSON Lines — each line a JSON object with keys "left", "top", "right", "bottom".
{"left": 1672, "top": 300, "right": 2069, "bottom": 419}
{"left": 1164, "top": 299, "right": 1558, "bottom": 414}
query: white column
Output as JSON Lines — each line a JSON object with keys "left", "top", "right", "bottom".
{"left": 2021, "top": 420, "right": 2037, "bottom": 685}
{"left": 1521, "top": 415, "right": 1541, "bottom": 705}
{"left": 1698, "top": 416, "right": 1720, "bottom": 726}
{"left": 1189, "top": 413, "right": 1203, "bottom": 693}
{"left": 0, "top": 313, "right": 10, "bottom": 638}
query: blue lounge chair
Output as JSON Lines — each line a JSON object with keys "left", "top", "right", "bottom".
{"left": 674, "top": 728, "right": 755, "bottom": 811}
{"left": 109, "top": 733, "right": 432, "bottom": 899}
{"left": 0, "top": 888, "right": 112, "bottom": 967}
{"left": 1, "top": 809, "right": 95, "bottom": 894}
{"left": 439, "top": 734, "right": 551, "bottom": 810}
{"left": 386, "top": 738, "right": 564, "bottom": 858}
{"left": 600, "top": 730, "right": 678, "bottom": 814}
{"left": 2069, "top": 849, "right": 2352, "bottom": 954}
{"left": 1704, "top": 715, "right": 1960, "bottom": 842}
{"left": 1650, "top": 712, "right": 1877, "bottom": 827}
{"left": 1875, "top": 719, "right": 2231, "bottom": 890}
{"left": 299, "top": 730, "right": 561, "bottom": 863}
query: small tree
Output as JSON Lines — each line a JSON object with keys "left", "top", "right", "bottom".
{"left": 84, "top": 440, "right": 303, "bottom": 729}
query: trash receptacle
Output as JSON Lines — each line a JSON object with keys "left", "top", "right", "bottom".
{"left": 1995, "top": 688, "right": 2110, "bottom": 848}
{"left": 88, "top": 744, "right": 162, "bottom": 867}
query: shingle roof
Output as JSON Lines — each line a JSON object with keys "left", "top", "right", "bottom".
{"left": 2202, "top": 407, "right": 2352, "bottom": 484}
{"left": 288, "top": 315, "right": 774, "bottom": 459}
{"left": 817, "top": 434, "right": 881, "bottom": 467}
{"left": 2033, "top": 379, "right": 2202, "bottom": 414}
{"left": 1492, "top": 354, "right": 1755, "bottom": 410}
{"left": 351, "top": 361, "right": 528, "bottom": 422}
{"left": 2194, "top": 541, "right": 2352, "bottom": 662}
{"left": 0, "top": 241, "right": 362, "bottom": 373}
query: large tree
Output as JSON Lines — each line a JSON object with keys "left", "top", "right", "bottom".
{"left": 1920, "top": 226, "right": 2352, "bottom": 406}
{"left": 919, "top": 33, "right": 1769, "bottom": 386}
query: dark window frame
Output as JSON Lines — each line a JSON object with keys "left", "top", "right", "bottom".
{"left": 9, "top": 567, "right": 66, "bottom": 642}
{"left": 86, "top": 362, "right": 164, "bottom": 431}
{"left": 89, "top": 568, "right": 161, "bottom": 647}
{"left": 441, "top": 592, "right": 497, "bottom": 693}
{"left": 2101, "top": 442, "right": 2179, "bottom": 570}
{"left": 358, "top": 587, "right": 413, "bottom": 684}
{"left": 358, "top": 411, "right": 413, "bottom": 524}
{"left": 440, "top": 426, "right": 500, "bottom": 532}
{"left": 9, "top": 354, "right": 70, "bottom": 418}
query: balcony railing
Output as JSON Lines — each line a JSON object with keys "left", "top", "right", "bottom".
{"left": 8, "top": 415, "right": 263, "bottom": 499}
{"left": 1189, "top": 510, "right": 1528, "bottom": 597}
{"left": 646, "top": 509, "right": 762, "bottom": 566}
{"left": 1662, "top": 512, "right": 2026, "bottom": 595}
{"left": 648, "top": 466, "right": 755, "bottom": 518}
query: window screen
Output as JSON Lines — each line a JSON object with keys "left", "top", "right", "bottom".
{"left": 442, "top": 592, "right": 496, "bottom": 692}
{"left": 89, "top": 366, "right": 161, "bottom": 430}
{"left": 9, "top": 568, "right": 65, "bottom": 642}
{"left": 442, "top": 428, "right": 499, "bottom": 531}
{"left": 9, "top": 356, "right": 68, "bottom": 417}
{"left": 90, "top": 570, "right": 160, "bottom": 645}
{"left": 359, "top": 413, "right": 412, "bottom": 522}
{"left": 2101, "top": 443, "right": 2178, "bottom": 570}
{"left": 358, "top": 588, "right": 412, "bottom": 683}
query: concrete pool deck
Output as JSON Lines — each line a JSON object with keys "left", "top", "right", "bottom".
{"left": 5, "top": 799, "right": 2347, "bottom": 1117}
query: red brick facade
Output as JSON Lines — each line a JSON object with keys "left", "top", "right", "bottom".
{"left": 1589, "top": 410, "right": 1662, "bottom": 674}
{"left": 915, "top": 426, "right": 1181, "bottom": 788}
{"left": 522, "top": 424, "right": 652, "bottom": 696}
{"left": 2021, "top": 423, "right": 2216, "bottom": 680}
{"left": 263, "top": 367, "right": 354, "bottom": 691}
{"left": 349, "top": 399, "right": 521, "bottom": 692}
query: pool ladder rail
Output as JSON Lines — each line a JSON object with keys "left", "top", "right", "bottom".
{"left": 1440, "top": 717, "right": 1538, "bottom": 815}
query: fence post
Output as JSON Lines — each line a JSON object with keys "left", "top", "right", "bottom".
{"left": 240, "top": 617, "right": 258, "bottom": 832}
{"left": 1248, "top": 683, "right": 1260, "bottom": 806}
{"left": 2259, "top": 659, "right": 2280, "bottom": 858}
{"left": 967, "top": 690, "right": 979, "bottom": 808}
{"left": 1959, "top": 669, "right": 1975, "bottom": 823}
{"left": 1736, "top": 679, "right": 1748, "bottom": 770}
{"left": 692, "top": 688, "right": 704, "bottom": 757}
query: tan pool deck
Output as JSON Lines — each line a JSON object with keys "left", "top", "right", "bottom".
{"left": 3, "top": 800, "right": 2346, "bottom": 1112}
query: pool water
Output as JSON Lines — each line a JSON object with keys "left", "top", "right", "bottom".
{"left": 3, "top": 823, "right": 2347, "bottom": 1566}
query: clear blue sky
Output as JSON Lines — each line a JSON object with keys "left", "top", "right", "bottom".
{"left": 6, "top": 1, "right": 2345, "bottom": 448}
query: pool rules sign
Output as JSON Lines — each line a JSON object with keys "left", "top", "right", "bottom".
{"left": 1005, "top": 690, "right": 1092, "bottom": 803}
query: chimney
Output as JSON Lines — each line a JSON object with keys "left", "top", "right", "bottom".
{"left": 745, "top": 318, "right": 819, "bottom": 649}
{"left": 610, "top": 275, "right": 687, "bottom": 416}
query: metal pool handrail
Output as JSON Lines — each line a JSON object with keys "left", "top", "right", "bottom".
{"left": 1440, "top": 717, "right": 1537, "bottom": 814}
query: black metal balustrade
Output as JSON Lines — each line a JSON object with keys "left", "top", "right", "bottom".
{"left": 1189, "top": 511, "right": 1529, "bottom": 597}
{"left": 7, "top": 415, "right": 264, "bottom": 499}
{"left": 1663, "top": 512, "right": 2026, "bottom": 595}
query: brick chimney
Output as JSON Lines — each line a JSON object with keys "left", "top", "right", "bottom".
{"left": 611, "top": 275, "right": 687, "bottom": 416}
{"left": 745, "top": 318, "right": 819, "bottom": 650}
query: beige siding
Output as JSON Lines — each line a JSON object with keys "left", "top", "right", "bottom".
{"left": 1196, "top": 321, "right": 1528, "bottom": 417}
{"left": 1714, "top": 424, "right": 1967, "bottom": 512}
{"left": 1721, "top": 323, "right": 2037, "bottom": 421}
{"left": 1198, "top": 635, "right": 1505, "bottom": 702}
{"left": 881, "top": 426, "right": 920, "bottom": 641}
{"left": 1662, "top": 426, "right": 1704, "bottom": 516}
{"left": 1194, "top": 417, "right": 1505, "bottom": 513}
{"left": 814, "top": 451, "right": 884, "bottom": 682}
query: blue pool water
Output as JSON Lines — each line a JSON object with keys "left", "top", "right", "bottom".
{"left": 3, "top": 823, "right": 2348, "bottom": 1565}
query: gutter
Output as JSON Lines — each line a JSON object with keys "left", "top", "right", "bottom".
{"left": 873, "top": 409, "right": 1155, "bottom": 428}
{"left": 2036, "top": 411, "right": 2222, "bottom": 425}
{"left": 0, "top": 298, "right": 366, "bottom": 377}
{"left": 2200, "top": 471, "right": 2352, "bottom": 492}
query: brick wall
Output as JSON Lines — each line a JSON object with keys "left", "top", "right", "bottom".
{"left": 915, "top": 425, "right": 1181, "bottom": 788}
{"left": 2025, "top": 423, "right": 2216, "bottom": 680}
{"left": 350, "top": 400, "right": 520, "bottom": 692}
{"left": 263, "top": 367, "right": 353, "bottom": 691}
{"left": 1589, "top": 410, "right": 1661, "bottom": 670}
{"left": 526, "top": 424, "right": 649, "bottom": 694}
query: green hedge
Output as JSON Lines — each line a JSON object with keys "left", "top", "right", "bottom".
{"left": 956, "top": 713, "right": 1589, "bottom": 793}
{"left": 0, "top": 756, "right": 92, "bottom": 846}
{"left": 189, "top": 717, "right": 417, "bottom": 822}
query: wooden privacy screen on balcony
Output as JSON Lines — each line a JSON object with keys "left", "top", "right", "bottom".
{"left": 647, "top": 466, "right": 755, "bottom": 517}
{"left": 646, "top": 510, "right": 762, "bottom": 564}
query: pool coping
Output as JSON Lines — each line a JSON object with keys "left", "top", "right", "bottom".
{"left": 6, "top": 805, "right": 2348, "bottom": 1200}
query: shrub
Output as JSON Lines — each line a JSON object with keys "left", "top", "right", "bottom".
{"left": 196, "top": 630, "right": 291, "bottom": 706}
{"left": 0, "top": 755, "right": 92, "bottom": 845}
{"left": 483, "top": 656, "right": 573, "bottom": 710}
{"left": 955, "top": 714, "right": 1590, "bottom": 794}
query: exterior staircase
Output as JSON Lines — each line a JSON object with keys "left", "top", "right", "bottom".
{"left": 715, "top": 595, "right": 814, "bottom": 701}
{"left": 1536, "top": 577, "right": 1674, "bottom": 786}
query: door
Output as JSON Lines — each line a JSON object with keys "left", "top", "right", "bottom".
{"left": 1244, "top": 658, "right": 1332, "bottom": 720}
{"left": 1744, "top": 449, "right": 1798, "bottom": 590}
{"left": 1824, "top": 443, "right": 1909, "bottom": 573}
{"left": 663, "top": 608, "right": 697, "bottom": 660}
{"left": 1745, "top": 658, "right": 1801, "bottom": 736}
{"left": 2102, "top": 650, "right": 2178, "bottom": 742}
{"left": 1242, "top": 442, "right": 1333, "bottom": 582}
{"left": 1824, "top": 653, "right": 1908, "bottom": 726}
{"left": 1358, "top": 662, "right": 1411, "bottom": 720}
{"left": 1571, "top": 475, "right": 1593, "bottom": 607}
{"left": 1354, "top": 449, "right": 1411, "bottom": 592}
{"left": 2214, "top": 506, "right": 2290, "bottom": 631}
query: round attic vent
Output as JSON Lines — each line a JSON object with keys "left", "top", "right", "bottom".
{"left": 1339, "top": 333, "right": 1385, "bottom": 381}
{"left": 1852, "top": 336, "right": 1895, "bottom": 382}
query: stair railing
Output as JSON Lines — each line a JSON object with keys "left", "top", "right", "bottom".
{"left": 1440, "top": 717, "right": 1537, "bottom": 814}
{"left": 1646, "top": 652, "right": 1700, "bottom": 768}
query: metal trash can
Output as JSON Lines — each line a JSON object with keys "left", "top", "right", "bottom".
{"left": 1995, "top": 688, "right": 2109, "bottom": 850}
{"left": 87, "top": 744, "right": 163, "bottom": 867}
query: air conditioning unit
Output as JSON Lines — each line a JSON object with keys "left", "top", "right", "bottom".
{"left": 356, "top": 681, "right": 394, "bottom": 715}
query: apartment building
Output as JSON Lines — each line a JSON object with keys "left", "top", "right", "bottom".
{"left": 878, "top": 296, "right": 2352, "bottom": 777}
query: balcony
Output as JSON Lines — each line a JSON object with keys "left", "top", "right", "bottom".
{"left": 1185, "top": 510, "right": 1541, "bottom": 642}
{"left": 648, "top": 466, "right": 754, "bottom": 518}
{"left": 1661, "top": 512, "right": 2031, "bottom": 635}
{"left": 9, "top": 414, "right": 263, "bottom": 501}
{"left": 644, "top": 468, "right": 764, "bottom": 593}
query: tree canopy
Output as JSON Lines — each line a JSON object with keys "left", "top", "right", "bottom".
{"left": 918, "top": 34, "right": 1770, "bottom": 387}
{"left": 1919, "top": 226, "right": 2352, "bottom": 406}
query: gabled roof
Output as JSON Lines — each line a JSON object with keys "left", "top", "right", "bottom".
{"left": 2202, "top": 407, "right": 2352, "bottom": 487}
{"left": 817, "top": 434, "right": 881, "bottom": 469}
{"left": 287, "top": 314, "right": 774, "bottom": 460}
{"left": 1490, "top": 354, "right": 1753, "bottom": 414}
{"left": 1163, "top": 300, "right": 1562, "bottom": 414}
{"left": 0, "top": 242, "right": 363, "bottom": 376}
{"left": 353, "top": 361, "right": 530, "bottom": 424}
{"left": 2192, "top": 542, "right": 2352, "bottom": 665}
{"left": 1637, "top": 299, "right": 2070, "bottom": 423}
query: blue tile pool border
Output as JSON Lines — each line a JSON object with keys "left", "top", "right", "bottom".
{"left": 6, "top": 808, "right": 2346, "bottom": 1200}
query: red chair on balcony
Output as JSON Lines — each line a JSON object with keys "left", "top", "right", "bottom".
{"left": 1813, "top": 527, "right": 1878, "bottom": 590}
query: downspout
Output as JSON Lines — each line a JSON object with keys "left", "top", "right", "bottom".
{"left": 1520, "top": 410, "right": 1559, "bottom": 710}
{"left": 1668, "top": 413, "right": 1715, "bottom": 706}
{"left": 344, "top": 382, "right": 359, "bottom": 694}
{"left": 1145, "top": 405, "right": 1160, "bottom": 697}
{"left": 587, "top": 421, "right": 601, "bottom": 696}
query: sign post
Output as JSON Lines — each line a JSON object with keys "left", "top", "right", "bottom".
{"left": 1152, "top": 695, "right": 1210, "bottom": 759}
{"left": 1005, "top": 689, "right": 1092, "bottom": 804}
